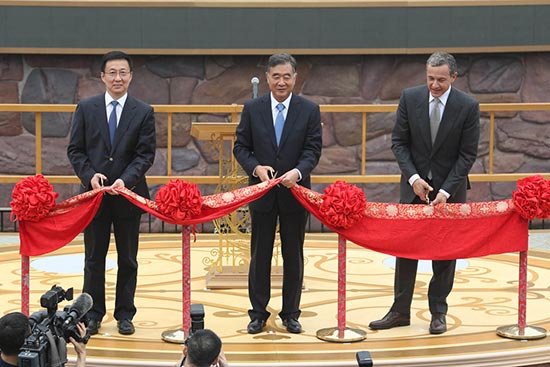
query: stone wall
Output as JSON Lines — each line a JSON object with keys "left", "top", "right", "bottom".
{"left": 1, "top": 53, "right": 549, "bottom": 218}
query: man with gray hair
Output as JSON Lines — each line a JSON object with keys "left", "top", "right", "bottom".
{"left": 234, "top": 53, "right": 322, "bottom": 334}
{"left": 369, "top": 51, "right": 480, "bottom": 334}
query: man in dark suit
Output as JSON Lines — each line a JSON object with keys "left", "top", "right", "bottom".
{"left": 233, "top": 53, "right": 322, "bottom": 334}
{"left": 369, "top": 51, "right": 479, "bottom": 334}
{"left": 67, "top": 50, "right": 156, "bottom": 336}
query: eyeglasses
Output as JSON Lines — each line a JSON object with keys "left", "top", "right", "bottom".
{"left": 104, "top": 70, "right": 131, "bottom": 79}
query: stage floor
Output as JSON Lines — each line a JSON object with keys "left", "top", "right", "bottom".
{"left": 1, "top": 232, "right": 549, "bottom": 367}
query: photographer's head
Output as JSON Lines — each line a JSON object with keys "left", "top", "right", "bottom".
{"left": 0, "top": 312, "right": 30, "bottom": 365}
{"left": 183, "top": 329, "right": 222, "bottom": 367}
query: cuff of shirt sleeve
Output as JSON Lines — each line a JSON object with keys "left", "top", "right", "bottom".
{"left": 294, "top": 168, "right": 302, "bottom": 182}
{"left": 408, "top": 174, "right": 420, "bottom": 186}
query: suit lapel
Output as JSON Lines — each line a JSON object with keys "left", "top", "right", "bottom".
{"left": 415, "top": 89, "right": 432, "bottom": 152}
{"left": 432, "top": 88, "right": 460, "bottom": 154}
{"left": 259, "top": 94, "right": 278, "bottom": 149}
{"left": 279, "top": 95, "right": 301, "bottom": 148}
{"left": 93, "top": 96, "right": 111, "bottom": 150}
{"left": 113, "top": 96, "right": 138, "bottom": 152}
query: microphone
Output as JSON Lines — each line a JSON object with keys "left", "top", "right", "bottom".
{"left": 64, "top": 292, "right": 93, "bottom": 326}
{"left": 251, "top": 76, "right": 259, "bottom": 99}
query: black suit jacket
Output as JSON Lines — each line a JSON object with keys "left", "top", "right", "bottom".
{"left": 391, "top": 85, "right": 480, "bottom": 204}
{"left": 233, "top": 93, "right": 322, "bottom": 213}
{"left": 67, "top": 93, "right": 156, "bottom": 214}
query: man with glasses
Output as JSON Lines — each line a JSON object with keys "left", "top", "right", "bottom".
{"left": 67, "top": 50, "right": 156, "bottom": 336}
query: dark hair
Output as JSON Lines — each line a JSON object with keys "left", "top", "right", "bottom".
{"left": 0, "top": 312, "right": 30, "bottom": 356}
{"left": 186, "top": 329, "right": 222, "bottom": 367}
{"left": 426, "top": 51, "right": 458, "bottom": 76}
{"left": 266, "top": 53, "right": 297, "bottom": 73}
{"left": 101, "top": 50, "right": 133, "bottom": 72}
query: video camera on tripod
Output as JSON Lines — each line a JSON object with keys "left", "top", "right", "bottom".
{"left": 18, "top": 285, "right": 92, "bottom": 367}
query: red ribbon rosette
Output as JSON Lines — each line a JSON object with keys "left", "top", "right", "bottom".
{"left": 538, "top": 179, "right": 550, "bottom": 219}
{"left": 512, "top": 175, "right": 550, "bottom": 220}
{"left": 319, "top": 180, "right": 366, "bottom": 229}
{"left": 10, "top": 174, "right": 58, "bottom": 222}
{"left": 155, "top": 179, "right": 203, "bottom": 221}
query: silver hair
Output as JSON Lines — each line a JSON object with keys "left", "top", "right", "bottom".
{"left": 266, "top": 53, "right": 297, "bottom": 73}
{"left": 427, "top": 51, "right": 458, "bottom": 76}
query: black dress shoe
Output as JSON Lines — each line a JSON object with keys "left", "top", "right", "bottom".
{"left": 247, "top": 319, "right": 266, "bottom": 334}
{"left": 117, "top": 319, "right": 135, "bottom": 335}
{"left": 368, "top": 311, "right": 410, "bottom": 330}
{"left": 429, "top": 313, "right": 447, "bottom": 334}
{"left": 87, "top": 319, "right": 101, "bottom": 335}
{"left": 282, "top": 318, "right": 302, "bottom": 333}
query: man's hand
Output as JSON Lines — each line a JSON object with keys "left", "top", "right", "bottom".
{"left": 69, "top": 322, "right": 87, "bottom": 367}
{"left": 430, "top": 192, "right": 448, "bottom": 206}
{"left": 412, "top": 178, "right": 433, "bottom": 203}
{"left": 280, "top": 169, "right": 300, "bottom": 188}
{"left": 108, "top": 178, "right": 125, "bottom": 195}
{"left": 217, "top": 349, "right": 229, "bottom": 367}
{"left": 90, "top": 173, "right": 107, "bottom": 190}
{"left": 254, "top": 165, "right": 276, "bottom": 182}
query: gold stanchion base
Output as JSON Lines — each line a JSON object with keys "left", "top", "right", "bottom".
{"left": 496, "top": 324, "right": 547, "bottom": 340}
{"left": 161, "top": 328, "right": 186, "bottom": 344}
{"left": 316, "top": 327, "right": 367, "bottom": 343}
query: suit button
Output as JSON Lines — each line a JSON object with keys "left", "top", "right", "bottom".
{"left": 109, "top": 157, "right": 113, "bottom": 161}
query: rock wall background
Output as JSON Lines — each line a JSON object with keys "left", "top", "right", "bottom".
{"left": 0, "top": 53, "right": 549, "bottom": 230}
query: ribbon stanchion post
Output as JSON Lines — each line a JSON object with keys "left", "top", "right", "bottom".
{"left": 12, "top": 176, "right": 280, "bottom": 344}
{"left": 496, "top": 250, "right": 546, "bottom": 340}
{"left": 162, "top": 225, "right": 192, "bottom": 343}
{"left": 21, "top": 255, "right": 30, "bottom": 316}
{"left": 11, "top": 175, "right": 549, "bottom": 344}
{"left": 316, "top": 234, "right": 366, "bottom": 342}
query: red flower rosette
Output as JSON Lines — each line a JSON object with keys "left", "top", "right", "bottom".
{"left": 512, "top": 175, "right": 550, "bottom": 220}
{"left": 10, "top": 174, "right": 58, "bottom": 222}
{"left": 155, "top": 179, "right": 203, "bottom": 221}
{"left": 319, "top": 180, "right": 366, "bottom": 229}
{"left": 540, "top": 180, "right": 550, "bottom": 219}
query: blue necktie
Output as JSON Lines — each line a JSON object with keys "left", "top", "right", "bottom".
{"left": 108, "top": 100, "right": 118, "bottom": 146}
{"left": 274, "top": 103, "right": 285, "bottom": 145}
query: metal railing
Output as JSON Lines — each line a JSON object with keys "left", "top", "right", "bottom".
{"left": 1, "top": 102, "right": 550, "bottom": 184}
{"left": 0, "top": 103, "right": 549, "bottom": 231}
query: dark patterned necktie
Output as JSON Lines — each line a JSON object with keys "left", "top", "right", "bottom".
{"left": 109, "top": 100, "right": 118, "bottom": 146}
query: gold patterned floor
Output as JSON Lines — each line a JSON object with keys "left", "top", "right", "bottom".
{"left": 0, "top": 232, "right": 549, "bottom": 367}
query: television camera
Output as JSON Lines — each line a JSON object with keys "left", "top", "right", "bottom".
{"left": 18, "top": 285, "right": 92, "bottom": 367}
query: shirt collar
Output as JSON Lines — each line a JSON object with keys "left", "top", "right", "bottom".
{"left": 105, "top": 92, "right": 128, "bottom": 108}
{"left": 270, "top": 93, "right": 292, "bottom": 111}
{"left": 430, "top": 86, "right": 451, "bottom": 106}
